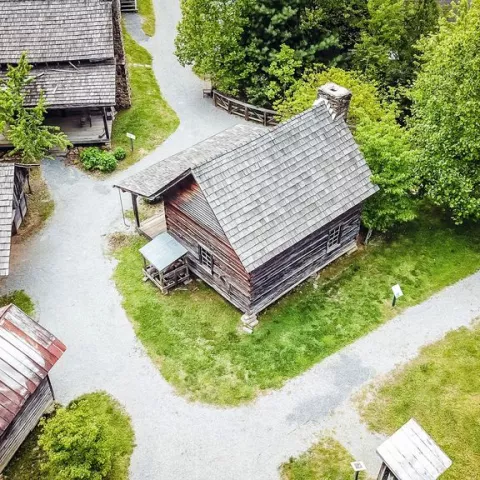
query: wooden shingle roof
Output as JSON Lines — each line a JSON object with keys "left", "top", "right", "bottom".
{"left": 193, "top": 102, "right": 378, "bottom": 271}
{"left": 0, "top": 304, "right": 66, "bottom": 436}
{"left": 0, "top": 0, "right": 114, "bottom": 64}
{"left": 0, "top": 165, "right": 15, "bottom": 277}
{"left": 0, "top": 64, "right": 117, "bottom": 109}
{"left": 114, "top": 124, "right": 265, "bottom": 199}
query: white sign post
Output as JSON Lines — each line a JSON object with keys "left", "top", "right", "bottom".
{"left": 391, "top": 284, "right": 403, "bottom": 307}
{"left": 126, "top": 132, "right": 136, "bottom": 152}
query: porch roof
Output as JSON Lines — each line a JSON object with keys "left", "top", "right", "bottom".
{"left": 140, "top": 232, "right": 187, "bottom": 272}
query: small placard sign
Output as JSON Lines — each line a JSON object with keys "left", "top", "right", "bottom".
{"left": 392, "top": 284, "right": 403, "bottom": 299}
{"left": 126, "top": 132, "right": 136, "bottom": 140}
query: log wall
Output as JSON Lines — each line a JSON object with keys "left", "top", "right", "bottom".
{"left": 0, "top": 378, "right": 54, "bottom": 472}
{"left": 249, "top": 206, "right": 362, "bottom": 313}
{"left": 164, "top": 184, "right": 252, "bottom": 312}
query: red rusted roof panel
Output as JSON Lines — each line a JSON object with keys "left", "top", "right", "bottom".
{"left": 0, "top": 304, "right": 66, "bottom": 436}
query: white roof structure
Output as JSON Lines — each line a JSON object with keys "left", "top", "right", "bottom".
{"left": 377, "top": 419, "right": 452, "bottom": 480}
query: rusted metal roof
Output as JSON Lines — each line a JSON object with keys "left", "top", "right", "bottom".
{"left": 0, "top": 304, "right": 66, "bottom": 436}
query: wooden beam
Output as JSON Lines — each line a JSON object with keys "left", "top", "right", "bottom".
{"left": 131, "top": 193, "right": 141, "bottom": 228}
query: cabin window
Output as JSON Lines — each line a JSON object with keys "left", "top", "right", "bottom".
{"left": 199, "top": 246, "right": 214, "bottom": 272}
{"left": 327, "top": 225, "right": 342, "bottom": 252}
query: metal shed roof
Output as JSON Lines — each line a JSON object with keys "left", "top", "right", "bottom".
{"left": 0, "top": 304, "right": 66, "bottom": 436}
{"left": 377, "top": 419, "right": 452, "bottom": 480}
{"left": 140, "top": 232, "right": 188, "bottom": 272}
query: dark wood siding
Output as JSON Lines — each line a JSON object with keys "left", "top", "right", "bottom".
{"left": 164, "top": 180, "right": 252, "bottom": 312}
{"left": 249, "top": 206, "right": 362, "bottom": 313}
{"left": 0, "top": 378, "right": 53, "bottom": 472}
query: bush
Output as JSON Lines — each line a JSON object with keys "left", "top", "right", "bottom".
{"left": 38, "top": 392, "right": 134, "bottom": 480}
{"left": 113, "top": 147, "right": 127, "bottom": 161}
{"left": 79, "top": 147, "right": 118, "bottom": 173}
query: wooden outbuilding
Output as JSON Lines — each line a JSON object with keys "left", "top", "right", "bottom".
{"left": 376, "top": 419, "right": 452, "bottom": 480}
{"left": 0, "top": 304, "right": 66, "bottom": 472}
{"left": 115, "top": 84, "right": 378, "bottom": 324}
{"left": 0, "top": 163, "right": 34, "bottom": 277}
{"left": 0, "top": 0, "right": 129, "bottom": 147}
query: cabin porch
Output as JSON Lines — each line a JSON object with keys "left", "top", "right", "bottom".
{"left": 0, "top": 109, "right": 114, "bottom": 148}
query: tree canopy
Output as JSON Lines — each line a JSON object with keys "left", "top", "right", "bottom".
{"left": 0, "top": 53, "right": 70, "bottom": 161}
{"left": 353, "top": 0, "right": 440, "bottom": 100}
{"left": 276, "top": 68, "right": 418, "bottom": 231}
{"left": 409, "top": 0, "right": 480, "bottom": 223}
{"left": 175, "top": 0, "right": 368, "bottom": 106}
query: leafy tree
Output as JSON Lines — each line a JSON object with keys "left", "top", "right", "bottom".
{"left": 276, "top": 67, "right": 418, "bottom": 231}
{"left": 409, "top": 0, "right": 480, "bottom": 223}
{"left": 0, "top": 53, "right": 70, "bottom": 161}
{"left": 176, "top": 0, "right": 368, "bottom": 106}
{"left": 353, "top": 0, "right": 440, "bottom": 101}
{"left": 38, "top": 392, "right": 134, "bottom": 480}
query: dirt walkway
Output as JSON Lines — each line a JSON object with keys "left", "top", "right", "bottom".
{"left": 2, "top": 1, "right": 480, "bottom": 479}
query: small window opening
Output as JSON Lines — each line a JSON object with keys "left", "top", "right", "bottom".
{"left": 327, "top": 225, "right": 342, "bottom": 252}
{"left": 199, "top": 246, "right": 213, "bottom": 272}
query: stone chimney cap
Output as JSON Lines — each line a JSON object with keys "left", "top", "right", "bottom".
{"left": 315, "top": 82, "right": 352, "bottom": 121}
{"left": 319, "top": 83, "right": 352, "bottom": 99}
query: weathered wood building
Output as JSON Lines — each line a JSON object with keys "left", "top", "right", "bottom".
{"left": 376, "top": 419, "right": 452, "bottom": 480}
{"left": 115, "top": 84, "right": 378, "bottom": 322}
{"left": 0, "top": 304, "right": 66, "bottom": 472}
{"left": 0, "top": 163, "right": 33, "bottom": 277}
{"left": 0, "top": 0, "right": 129, "bottom": 146}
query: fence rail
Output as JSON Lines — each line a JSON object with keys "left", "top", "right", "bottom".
{"left": 211, "top": 90, "right": 278, "bottom": 127}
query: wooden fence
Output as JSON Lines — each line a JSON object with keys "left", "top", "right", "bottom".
{"left": 210, "top": 90, "right": 278, "bottom": 127}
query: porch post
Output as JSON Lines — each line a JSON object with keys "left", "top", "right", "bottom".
{"left": 131, "top": 193, "right": 141, "bottom": 229}
{"left": 102, "top": 107, "right": 110, "bottom": 140}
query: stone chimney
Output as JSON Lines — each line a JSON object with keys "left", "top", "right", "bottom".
{"left": 315, "top": 83, "right": 352, "bottom": 121}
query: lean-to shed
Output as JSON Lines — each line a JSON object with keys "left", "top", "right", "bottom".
{"left": 0, "top": 304, "right": 66, "bottom": 472}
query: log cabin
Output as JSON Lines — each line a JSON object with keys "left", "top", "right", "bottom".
{"left": 0, "top": 0, "right": 129, "bottom": 147}
{"left": 0, "top": 163, "right": 34, "bottom": 277}
{"left": 115, "top": 84, "right": 379, "bottom": 325}
{"left": 0, "top": 304, "right": 66, "bottom": 472}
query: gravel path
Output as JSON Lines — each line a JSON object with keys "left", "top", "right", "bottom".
{"left": 1, "top": 1, "right": 480, "bottom": 479}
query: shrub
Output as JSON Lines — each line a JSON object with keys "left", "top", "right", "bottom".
{"left": 38, "top": 392, "right": 134, "bottom": 480}
{"left": 79, "top": 147, "right": 118, "bottom": 173}
{"left": 113, "top": 147, "right": 127, "bottom": 161}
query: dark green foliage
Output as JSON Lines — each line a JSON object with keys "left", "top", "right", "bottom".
{"left": 0, "top": 53, "right": 71, "bottom": 161}
{"left": 113, "top": 147, "right": 127, "bottom": 161}
{"left": 175, "top": 0, "right": 368, "bottom": 106}
{"left": 353, "top": 0, "right": 440, "bottom": 106}
{"left": 80, "top": 147, "right": 118, "bottom": 173}
{"left": 38, "top": 392, "right": 134, "bottom": 480}
{"left": 409, "top": 0, "right": 480, "bottom": 223}
{"left": 276, "top": 67, "right": 418, "bottom": 232}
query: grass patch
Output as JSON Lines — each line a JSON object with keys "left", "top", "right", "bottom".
{"left": 281, "top": 437, "right": 368, "bottom": 480}
{"left": 112, "top": 213, "right": 480, "bottom": 405}
{"left": 3, "top": 392, "right": 134, "bottom": 480}
{"left": 138, "top": 0, "right": 155, "bottom": 36}
{"left": 359, "top": 323, "right": 480, "bottom": 480}
{"left": 0, "top": 290, "right": 34, "bottom": 316}
{"left": 112, "top": 28, "right": 179, "bottom": 169}
{"left": 12, "top": 169, "right": 54, "bottom": 241}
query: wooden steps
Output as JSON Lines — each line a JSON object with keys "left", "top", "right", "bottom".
{"left": 120, "top": 0, "right": 137, "bottom": 12}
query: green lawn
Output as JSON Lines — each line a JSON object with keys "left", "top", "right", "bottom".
{"left": 281, "top": 437, "right": 368, "bottom": 480}
{"left": 0, "top": 290, "right": 34, "bottom": 316}
{"left": 112, "top": 28, "right": 179, "bottom": 169}
{"left": 138, "top": 0, "right": 155, "bottom": 36}
{"left": 112, "top": 213, "right": 480, "bottom": 405}
{"left": 359, "top": 323, "right": 480, "bottom": 480}
{"left": 3, "top": 392, "right": 134, "bottom": 480}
